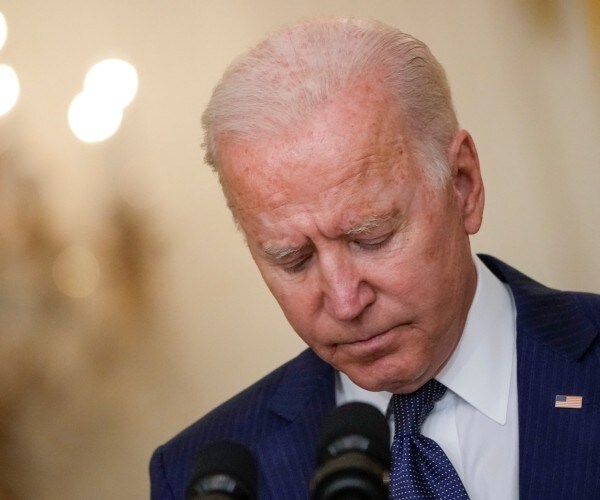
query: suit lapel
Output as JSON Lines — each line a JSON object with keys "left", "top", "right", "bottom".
{"left": 256, "top": 349, "right": 335, "bottom": 500}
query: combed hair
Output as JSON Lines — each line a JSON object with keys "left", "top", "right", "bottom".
{"left": 202, "top": 17, "right": 459, "bottom": 186}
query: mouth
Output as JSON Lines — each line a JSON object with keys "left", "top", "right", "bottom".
{"left": 343, "top": 328, "right": 396, "bottom": 354}
{"left": 350, "top": 330, "right": 389, "bottom": 344}
{"left": 325, "top": 322, "right": 414, "bottom": 363}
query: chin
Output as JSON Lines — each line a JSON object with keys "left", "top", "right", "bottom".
{"left": 345, "top": 359, "right": 429, "bottom": 394}
{"left": 350, "top": 376, "right": 386, "bottom": 393}
{"left": 342, "top": 366, "right": 395, "bottom": 392}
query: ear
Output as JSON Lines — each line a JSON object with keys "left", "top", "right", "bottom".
{"left": 448, "top": 130, "right": 484, "bottom": 235}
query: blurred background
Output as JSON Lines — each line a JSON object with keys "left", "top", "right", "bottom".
{"left": 0, "top": 1, "right": 598, "bottom": 498}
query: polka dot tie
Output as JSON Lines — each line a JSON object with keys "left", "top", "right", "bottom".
{"left": 390, "top": 379, "right": 469, "bottom": 499}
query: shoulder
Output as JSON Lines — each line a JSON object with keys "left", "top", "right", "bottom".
{"left": 149, "top": 348, "right": 333, "bottom": 499}
{"left": 162, "top": 348, "right": 331, "bottom": 447}
{"left": 479, "top": 254, "right": 600, "bottom": 317}
{"left": 479, "top": 254, "right": 600, "bottom": 360}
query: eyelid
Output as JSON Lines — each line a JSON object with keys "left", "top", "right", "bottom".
{"left": 353, "top": 232, "right": 393, "bottom": 249}
{"left": 282, "top": 254, "right": 312, "bottom": 273}
{"left": 263, "top": 243, "right": 315, "bottom": 274}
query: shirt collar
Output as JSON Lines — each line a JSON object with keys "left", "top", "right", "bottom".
{"left": 337, "top": 255, "right": 516, "bottom": 425}
{"left": 436, "top": 255, "right": 516, "bottom": 424}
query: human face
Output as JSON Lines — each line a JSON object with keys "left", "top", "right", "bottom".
{"left": 218, "top": 84, "right": 484, "bottom": 394}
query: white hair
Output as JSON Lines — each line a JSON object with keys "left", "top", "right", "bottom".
{"left": 202, "top": 17, "right": 459, "bottom": 187}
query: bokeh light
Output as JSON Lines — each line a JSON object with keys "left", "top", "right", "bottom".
{"left": 52, "top": 245, "right": 101, "bottom": 298}
{"left": 0, "top": 64, "right": 20, "bottom": 116}
{"left": 0, "top": 13, "right": 7, "bottom": 52}
{"left": 69, "top": 58, "right": 137, "bottom": 143}
{"left": 68, "top": 91, "right": 123, "bottom": 143}
{"left": 84, "top": 59, "right": 138, "bottom": 108}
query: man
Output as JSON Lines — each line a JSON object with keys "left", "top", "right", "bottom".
{"left": 150, "top": 18, "right": 600, "bottom": 499}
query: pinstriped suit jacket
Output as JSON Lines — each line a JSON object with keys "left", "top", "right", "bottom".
{"left": 150, "top": 255, "right": 600, "bottom": 499}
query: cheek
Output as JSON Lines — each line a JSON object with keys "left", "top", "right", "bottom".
{"left": 372, "top": 253, "right": 430, "bottom": 302}
{"left": 269, "top": 278, "right": 350, "bottom": 354}
{"left": 372, "top": 247, "right": 456, "bottom": 326}
{"left": 264, "top": 276, "right": 323, "bottom": 338}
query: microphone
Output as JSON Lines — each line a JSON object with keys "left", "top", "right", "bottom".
{"left": 186, "top": 441, "right": 258, "bottom": 500}
{"left": 310, "top": 402, "right": 390, "bottom": 500}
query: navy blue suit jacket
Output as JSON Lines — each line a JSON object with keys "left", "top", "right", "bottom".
{"left": 150, "top": 256, "right": 600, "bottom": 499}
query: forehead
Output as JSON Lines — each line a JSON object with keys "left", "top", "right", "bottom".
{"left": 218, "top": 83, "right": 419, "bottom": 218}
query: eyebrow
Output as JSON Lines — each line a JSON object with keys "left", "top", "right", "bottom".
{"left": 262, "top": 245, "right": 307, "bottom": 261}
{"left": 344, "top": 212, "right": 400, "bottom": 237}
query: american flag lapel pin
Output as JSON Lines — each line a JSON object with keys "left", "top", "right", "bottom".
{"left": 555, "top": 394, "right": 583, "bottom": 409}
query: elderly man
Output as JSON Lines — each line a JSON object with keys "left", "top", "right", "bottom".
{"left": 150, "top": 18, "right": 600, "bottom": 499}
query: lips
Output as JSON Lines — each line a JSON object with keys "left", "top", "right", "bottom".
{"left": 343, "top": 328, "right": 396, "bottom": 356}
{"left": 351, "top": 321, "right": 408, "bottom": 343}
{"left": 349, "top": 330, "right": 389, "bottom": 345}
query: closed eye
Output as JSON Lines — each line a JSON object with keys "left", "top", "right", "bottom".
{"left": 353, "top": 233, "right": 393, "bottom": 251}
{"left": 283, "top": 254, "right": 313, "bottom": 274}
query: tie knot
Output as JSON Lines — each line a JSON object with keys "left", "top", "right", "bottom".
{"left": 391, "top": 379, "right": 447, "bottom": 436}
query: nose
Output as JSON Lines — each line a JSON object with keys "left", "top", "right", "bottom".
{"left": 320, "top": 252, "right": 375, "bottom": 321}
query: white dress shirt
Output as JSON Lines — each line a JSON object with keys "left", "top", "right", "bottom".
{"left": 336, "top": 256, "right": 520, "bottom": 499}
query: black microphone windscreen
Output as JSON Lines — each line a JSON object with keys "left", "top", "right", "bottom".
{"left": 316, "top": 402, "right": 390, "bottom": 468}
{"left": 187, "top": 441, "right": 257, "bottom": 499}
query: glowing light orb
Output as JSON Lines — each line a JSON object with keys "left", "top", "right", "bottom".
{"left": 68, "top": 91, "right": 124, "bottom": 143}
{"left": 84, "top": 58, "right": 138, "bottom": 108}
{"left": 0, "top": 64, "right": 19, "bottom": 116}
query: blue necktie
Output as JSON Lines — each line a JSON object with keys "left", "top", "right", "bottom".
{"left": 389, "top": 379, "right": 469, "bottom": 499}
